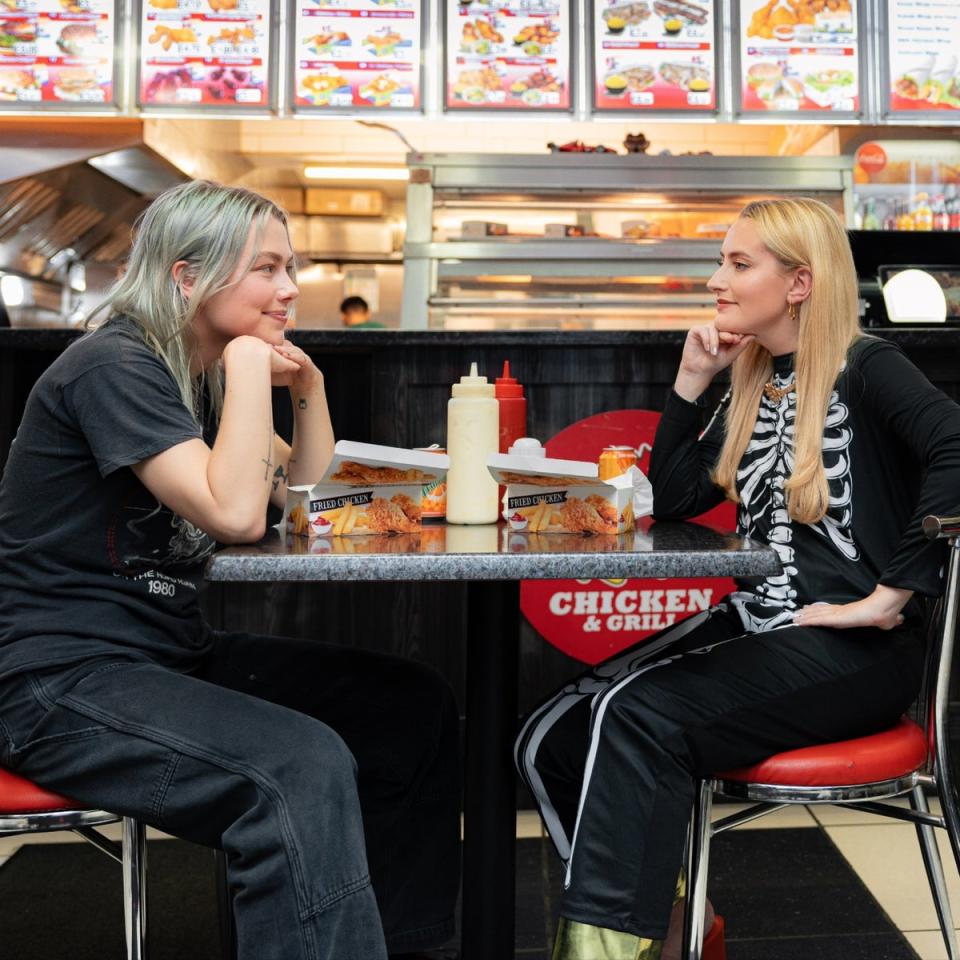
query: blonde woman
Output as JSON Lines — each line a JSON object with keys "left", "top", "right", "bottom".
{"left": 516, "top": 197, "right": 960, "bottom": 960}
{"left": 0, "top": 181, "right": 459, "bottom": 960}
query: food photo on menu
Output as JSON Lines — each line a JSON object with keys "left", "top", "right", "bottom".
{"left": 0, "top": 15, "right": 35, "bottom": 52}
{"left": 447, "top": 0, "right": 569, "bottom": 109}
{"left": 886, "top": 0, "right": 960, "bottom": 111}
{"left": 140, "top": 0, "right": 268, "bottom": 106}
{"left": 893, "top": 54, "right": 960, "bottom": 110}
{"left": 594, "top": 0, "right": 714, "bottom": 110}
{"left": 0, "top": 0, "right": 115, "bottom": 104}
{"left": 740, "top": 0, "right": 858, "bottom": 112}
{"left": 295, "top": 0, "right": 420, "bottom": 109}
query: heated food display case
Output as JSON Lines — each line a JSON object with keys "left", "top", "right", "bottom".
{"left": 401, "top": 152, "right": 854, "bottom": 330}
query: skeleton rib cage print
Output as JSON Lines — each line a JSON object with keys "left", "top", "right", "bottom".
{"left": 728, "top": 360, "right": 857, "bottom": 634}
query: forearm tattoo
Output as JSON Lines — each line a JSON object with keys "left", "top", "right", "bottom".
{"left": 261, "top": 429, "right": 274, "bottom": 481}
{"left": 298, "top": 398, "right": 308, "bottom": 409}
{"left": 272, "top": 464, "right": 288, "bottom": 493}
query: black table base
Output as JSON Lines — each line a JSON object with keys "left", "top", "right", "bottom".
{"left": 463, "top": 580, "right": 521, "bottom": 960}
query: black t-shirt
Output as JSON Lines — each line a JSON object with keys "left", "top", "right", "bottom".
{"left": 649, "top": 336, "right": 960, "bottom": 632}
{"left": 0, "top": 317, "right": 217, "bottom": 679}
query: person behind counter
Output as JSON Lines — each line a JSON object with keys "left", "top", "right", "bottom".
{"left": 0, "top": 181, "right": 459, "bottom": 960}
{"left": 516, "top": 196, "right": 960, "bottom": 960}
{"left": 340, "top": 294, "right": 385, "bottom": 329}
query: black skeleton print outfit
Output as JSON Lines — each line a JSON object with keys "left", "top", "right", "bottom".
{"left": 515, "top": 336, "right": 960, "bottom": 940}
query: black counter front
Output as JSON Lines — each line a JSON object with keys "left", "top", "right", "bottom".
{"left": 5, "top": 326, "right": 960, "bottom": 474}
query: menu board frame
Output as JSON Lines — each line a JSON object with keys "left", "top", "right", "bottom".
{"left": 290, "top": 0, "right": 427, "bottom": 115}
{"left": 880, "top": 0, "right": 960, "bottom": 122}
{"left": 733, "top": 0, "right": 867, "bottom": 121}
{"left": 135, "top": 0, "right": 279, "bottom": 114}
{"left": 590, "top": 0, "right": 721, "bottom": 116}
{"left": 443, "top": 0, "right": 575, "bottom": 114}
{"left": 0, "top": 0, "right": 122, "bottom": 112}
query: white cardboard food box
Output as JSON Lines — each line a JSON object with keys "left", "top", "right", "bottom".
{"left": 285, "top": 441, "right": 450, "bottom": 537}
{"left": 487, "top": 452, "right": 635, "bottom": 534}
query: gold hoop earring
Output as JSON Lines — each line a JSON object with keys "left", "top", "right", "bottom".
{"left": 788, "top": 301, "right": 798, "bottom": 323}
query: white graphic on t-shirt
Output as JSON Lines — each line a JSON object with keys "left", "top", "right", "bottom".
{"left": 112, "top": 498, "right": 215, "bottom": 576}
{"left": 729, "top": 369, "right": 856, "bottom": 632}
{"left": 167, "top": 513, "right": 215, "bottom": 564}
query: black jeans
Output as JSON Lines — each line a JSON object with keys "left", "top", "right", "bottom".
{"left": 515, "top": 604, "right": 925, "bottom": 940}
{"left": 0, "top": 630, "right": 461, "bottom": 959}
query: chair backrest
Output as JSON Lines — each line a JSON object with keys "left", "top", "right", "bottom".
{"left": 919, "top": 516, "right": 960, "bottom": 777}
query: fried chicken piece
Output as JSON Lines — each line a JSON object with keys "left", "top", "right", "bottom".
{"left": 560, "top": 497, "right": 618, "bottom": 534}
{"left": 391, "top": 493, "right": 421, "bottom": 524}
{"left": 499, "top": 472, "right": 596, "bottom": 486}
{"left": 331, "top": 460, "right": 431, "bottom": 485}
{"left": 366, "top": 496, "right": 420, "bottom": 533}
{"left": 585, "top": 494, "right": 619, "bottom": 527}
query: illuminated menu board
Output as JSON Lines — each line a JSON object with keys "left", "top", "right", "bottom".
{"left": 139, "top": 0, "right": 272, "bottom": 109}
{"left": 886, "top": 1, "right": 960, "bottom": 114}
{"left": 593, "top": 0, "right": 716, "bottom": 112}
{"left": 0, "top": 0, "right": 116, "bottom": 107}
{"left": 445, "top": 0, "right": 570, "bottom": 111}
{"left": 738, "top": 0, "right": 860, "bottom": 114}
{"left": 292, "top": 0, "right": 422, "bottom": 111}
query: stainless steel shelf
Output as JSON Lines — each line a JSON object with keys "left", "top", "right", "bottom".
{"left": 406, "top": 238, "right": 721, "bottom": 260}
{"left": 418, "top": 153, "right": 853, "bottom": 195}
{"left": 429, "top": 295, "right": 713, "bottom": 310}
{"left": 401, "top": 154, "right": 854, "bottom": 330}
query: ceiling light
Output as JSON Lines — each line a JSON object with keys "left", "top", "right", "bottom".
{"left": 303, "top": 166, "right": 409, "bottom": 182}
{"left": 0, "top": 274, "right": 25, "bottom": 307}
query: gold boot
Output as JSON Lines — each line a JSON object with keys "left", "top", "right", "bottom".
{"left": 552, "top": 917, "right": 664, "bottom": 960}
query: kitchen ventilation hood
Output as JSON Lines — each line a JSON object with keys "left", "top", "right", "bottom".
{"left": 0, "top": 143, "right": 187, "bottom": 284}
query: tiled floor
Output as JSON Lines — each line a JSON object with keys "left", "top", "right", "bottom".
{"left": 516, "top": 800, "right": 958, "bottom": 960}
{"left": 1, "top": 801, "right": 958, "bottom": 958}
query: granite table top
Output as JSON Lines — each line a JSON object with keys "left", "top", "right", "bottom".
{"left": 205, "top": 520, "right": 780, "bottom": 583}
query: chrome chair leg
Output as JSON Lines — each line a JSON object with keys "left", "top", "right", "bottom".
{"left": 682, "top": 779, "right": 713, "bottom": 960}
{"left": 934, "top": 539, "right": 960, "bottom": 881}
{"left": 912, "top": 785, "right": 960, "bottom": 960}
{"left": 122, "top": 817, "right": 148, "bottom": 960}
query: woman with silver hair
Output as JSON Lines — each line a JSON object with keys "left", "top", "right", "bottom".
{"left": 0, "top": 180, "right": 459, "bottom": 960}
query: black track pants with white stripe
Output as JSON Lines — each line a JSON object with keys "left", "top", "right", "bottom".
{"left": 514, "top": 603, "right": 925, "bottom": 939}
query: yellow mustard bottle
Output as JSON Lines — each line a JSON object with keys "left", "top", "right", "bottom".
{"left": 446, "top": 362, "right": 500, "bottom": 525}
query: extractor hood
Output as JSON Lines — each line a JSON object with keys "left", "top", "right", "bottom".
{"left": 0, "top": 143, "right": 187, "bottom": 284}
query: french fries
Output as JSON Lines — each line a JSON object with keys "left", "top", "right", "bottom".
{"left": 529, "top": 501, "right": 547, "bottom": 533}
{"left": 342, "top": 504, "right": 360, "bottom": 534}
{"left": 332, "top": 503, "right": 352, "bottom": 536}
{"left": 288, "top": 503, "right": 308, "bottom": 536}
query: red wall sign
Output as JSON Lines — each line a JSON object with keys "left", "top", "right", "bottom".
{"left": 855, "top": 142, "right": 888, "bottom": 176}
{"left": 520, "top": 409, "right": 737, "bottom": 665}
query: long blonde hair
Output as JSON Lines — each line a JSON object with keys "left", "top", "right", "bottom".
{"left": 712, "top": 197, "right": 861, "bottom": 524}
{"left": 87, "top": 180, "right": 294, "bottom": 424}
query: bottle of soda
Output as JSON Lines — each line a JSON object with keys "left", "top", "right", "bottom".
{"left": 882, "top": 197, "right": 898, "bottom": 232}
{"left": 914, "top": 193, "right": 933, "bottom": 231}
{"left": 946, "top": 185, "right": 960, "bottom": 231}
{"left": 897, "top": 196, "right": 916, "bottom": 231}
{"left": 933, "top": 194, "right": 950, "bottom": 232}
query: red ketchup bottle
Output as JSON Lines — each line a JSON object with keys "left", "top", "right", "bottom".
{"left": 495, "top": 360, "right": 527, "bottom": 453}
{"left": 495, "top": 361, "right": 527, "bottom": 513}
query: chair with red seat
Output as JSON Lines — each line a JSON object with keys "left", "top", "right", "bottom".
{"left": 0, "top": 767, "right": 147, "bottom": 958}
{"left": 682, "top": 513, "right": 960, "bottom": 960}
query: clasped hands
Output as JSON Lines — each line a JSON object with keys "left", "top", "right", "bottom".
{"left": 270, "top": 340, "right": 323, "bottom": 394}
